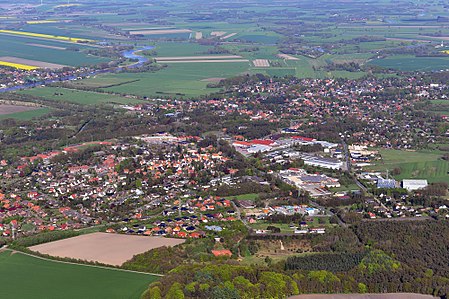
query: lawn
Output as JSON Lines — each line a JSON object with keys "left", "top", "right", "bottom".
{"left": 249, "top": 221, "right": 295, "bottom": 233}
{"left": 224, "top": 193, "right": 259, "bottom": 201}
{"left": 330, "top": 183, "right": 361, "bottom": 192}
{"left": 0, "top": 250, "right": 158, "bottom": 299}
{"left": 18, "top": 87, "right": 144, "bottom": 105}
{"left": 368, "top": 149, "right": 449, "bottom": 183}
{"left": 0, "top": 107, "right": 51, "bottom": 120}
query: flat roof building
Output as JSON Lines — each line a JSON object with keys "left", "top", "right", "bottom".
{"left": 402, "top": 179, "right": 428, "bottom": 191}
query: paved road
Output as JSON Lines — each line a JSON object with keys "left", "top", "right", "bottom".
{"left": 341, "top": 139, "right": 351, "bottom": 173}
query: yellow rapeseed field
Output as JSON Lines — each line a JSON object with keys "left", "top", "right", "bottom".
{"left": 26, "top": 20, "right": 58, "bottom": 25}
{"left": 0, "top": 30, "right": 94, "bottom": 43}
{"left": 0, "top": 61, "right": 38, "bottom": 70}
{"left": 55, "top": 4, "right": 81, "bottom": 8}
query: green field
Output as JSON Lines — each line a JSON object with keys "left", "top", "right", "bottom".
{"left": 369, "top": 55, "right": 449, "bottom": 71}
{"left": 0, "top": 250, "right": 158, "bottom": 299}
{"left": 330, "top": 183, "right": 361, "bottom": 192}
{"left": 0, "top": 34, "right": 106, "bottom": 66}
{"left": 73, "top": 62, "right": 250, "bottom": 97}
{"left": 21, "top": 23, "right": 124, "bottom": 41}
{"left": 224, "top": 193, "right": 259, "bottom": 201}
{"left": 18, "top": 87, "right": 145, "bottom": 105}
{"left": 0, "top": 107, "right": 51, "bottom": 120}
{"left": 368, "top": 149, "right": 449, "bottom": 183}
{"left": 151, "top": 41, "right": 214, "bottom": 57}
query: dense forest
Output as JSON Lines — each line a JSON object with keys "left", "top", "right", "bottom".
{"left": 139, "top": 220, "right": 449, "bottom": 298}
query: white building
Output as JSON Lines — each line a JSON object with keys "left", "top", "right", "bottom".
{"left": 402, "top": 179, "right": 428, "bottom": 191}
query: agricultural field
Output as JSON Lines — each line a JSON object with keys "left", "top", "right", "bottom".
{"left": 0, "top": 250, "right": 158, "bottom": 299}
{"left": 0, "top": 104, "right": 40, "bottom": 115}
{"left": 73, "top": 61, "right": 250, "bottom": 97}
{"left": 29, "top": 232, "right": 185, "bottom": 266}
{"left": 0, "top": 107, "right": 51, "bottom": 120}
{"left": 369, "top": 55, "right": 449, "bottom": 71}
{"left": 0, "top": 60, "right": 37, "bottom": 70}
{"left": 0, "top": 34, "right": 106, "bottom": 66}
{"left": 20, "top": 23, "right": 125, "bottom": 41}
{"left": 129, "top": 29, "right": 192, "bottom": 36}
{"left": 149, "top": 41, "right": 214, "bottom": 57}
{"left": 4, "top": 1, "right": 446, "bottom": 80}
{"left": 0, "top": 30, "right": 94, "bottom": 43}
{"left": 367, "top": 149, "right": 449, "bottom": 184}
{"left": 0, "top": 56, "right": 66, "bottom": 70}
{"left": 18, "top": 87, "right": 145, "bottom": 105}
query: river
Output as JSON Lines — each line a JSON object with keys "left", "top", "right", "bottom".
{"left": 0, "top": 45, "right": 154, "bottom": 93}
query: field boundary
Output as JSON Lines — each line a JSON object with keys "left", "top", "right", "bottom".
{"left": 2, "top": 248, "right": 163, "bottom": 277}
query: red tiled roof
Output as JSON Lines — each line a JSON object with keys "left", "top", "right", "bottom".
{"left": 251, "top": 139, "right": 274, "bottom": 146}
{"left": 292, "top": 136, "right": 315, "bottom": 142}
{"left": 211, "top": 249, "right": 232, "bottom": 257}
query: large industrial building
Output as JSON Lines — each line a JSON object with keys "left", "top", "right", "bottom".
{"left": 402, "top": 179, "right": 428, "bottom": 191}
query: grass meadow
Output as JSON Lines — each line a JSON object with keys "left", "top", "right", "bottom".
{"left": 18, "top": 87, "right": 145, "bottom": 105}
{"left": 76, "top": 61, "right": 251, "bottom": 97}
{"left": 0, "top": 250, "right": 158, "bottom": 299}
{"left": 0, "top": 107, "right": 52, "bottom": 120}
{"left": 368, "top": 149, "right": 449, "bottom": 183}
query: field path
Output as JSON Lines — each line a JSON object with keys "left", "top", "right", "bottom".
{"left": 3, "top": 248, "right": 163, "bottom": 277}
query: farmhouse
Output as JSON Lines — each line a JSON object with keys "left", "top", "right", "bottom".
{"left": 211, "top": 249, "right": 232, "bottom": 257}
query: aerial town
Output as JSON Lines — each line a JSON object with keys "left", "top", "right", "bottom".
{"left": 1, "top": 0, "right": 449, "bottom": 298}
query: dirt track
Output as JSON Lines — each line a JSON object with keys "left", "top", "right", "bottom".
{"left": 29, "top": 232, "right": 185, "bottom": 266}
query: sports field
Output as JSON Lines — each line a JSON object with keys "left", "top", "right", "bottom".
{"left": 0, "top": 250, "right": 158, "bottom": 299}
{"left": 368, "top": 149, "right": 449, "bottom": 184}
{"left": 18, "top": 87, "right": 145, "bottom": 105}
{"left": 224, "top": 193, "right": 259, "bottom": 201}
